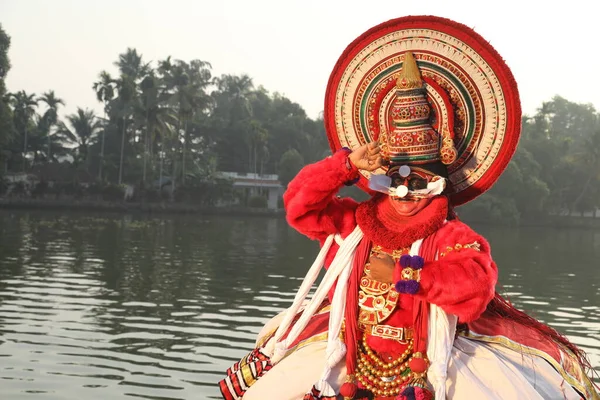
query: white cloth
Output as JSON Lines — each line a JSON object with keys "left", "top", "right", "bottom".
{"left": 267, "top": 225, "right": 363, "bottom": 397}
{"left": 249, "top": 326, "right": 583, "bottom": 399}
{"left": 243, "top": 340, "right": 346, "bottom": 400}
{"left": 250, "top": 232, "right": 589, "bottom": 399}
{"left": 447, "top": 336, "right": 582, "bottom": 399}
{"left": 427, "top": 305, "right": 458, "bottom": 400}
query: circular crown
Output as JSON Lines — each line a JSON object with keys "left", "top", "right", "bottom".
{"left": 324, "top": 15, "right": 521, "bottom": 206}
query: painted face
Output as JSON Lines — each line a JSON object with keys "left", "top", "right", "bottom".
{"left": 386, "top": 167, "right": 437, "bottom": 216}
{"left": 390, "top": 171, "right": 430, "bottom": 191}
{"left": 388, "top": 193, "right": 433, "bottom": 216}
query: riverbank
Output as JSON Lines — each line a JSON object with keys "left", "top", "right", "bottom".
{"left": 0, "top": 198, "right": 285, "bottom": 217}
{"left": 2, "top": 198, "right": 600, "bottom": 228}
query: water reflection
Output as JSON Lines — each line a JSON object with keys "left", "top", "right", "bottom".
{"left": 0, "top": 211, "right": 597, "bottom": 399}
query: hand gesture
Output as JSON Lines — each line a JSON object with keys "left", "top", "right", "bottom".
{"left": 348, "top": 142, "right": 385, "bottom": 172}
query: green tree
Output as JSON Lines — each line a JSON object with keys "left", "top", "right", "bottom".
{"left": 0, "top": 23, "right": 14, "bottom": 165}
{"left": 212, "top": 74, "right": 256, "bottom": 173}
{"left": 37, "top": 90, "right": 65, "bottom": 160}
{"left": 113, "top": 48, "right": 150, "bottom": 184}
{"left": 161, "top": 59, "right": 213, "bottom": 184}
{"left": 570, "top": 129, "right": 600, "bottom": 213}
{"left": 114, "top": 48, "right": 150, "bottom": 81}
{"left": 92, "top": 71, "right": 115, "bottom": 180}
{"left": 246, "top": 119, "right": 269, "bottom": 175}
{"left": 278, "top": 149, "right": 304, "bottom": 187}
{"left": 57, "top": 108, "right": 102, "bottom": 170}
{"left": 462, "top": 96, "right": 600, "bottom": 223}
{"left": 531, "top": 97, "right": 599, "bottom": 215}
{"left": 29, "top": 114, "right": 68, "bottom": 164}
{"left": 114, "top": 76, "right": 136, "bottom": 185}
{"left": 9, "top": 90, "right": 38, "bottom": 171}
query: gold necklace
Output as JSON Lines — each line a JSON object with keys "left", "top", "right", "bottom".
{"left": 355, "top": 332, "right": 415, "bottom": 397}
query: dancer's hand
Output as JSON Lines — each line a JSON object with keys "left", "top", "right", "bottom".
{"left": 348, "top": 142, "right": 385, "bottom": 172}
{"left": 368, "top": 253, "right": 395, "bottom": 283}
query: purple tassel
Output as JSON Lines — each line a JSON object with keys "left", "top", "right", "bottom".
{"left": 399, "top": 254, "right": 412, "bottom": 267}
{"left": 395, "top": 279, "right": 420, "bottom": 294}
{"left": 401, "top": 386, "right": 416, "bottom": 399}
{"left": 397, "top": 384, "right": 434, "bottom": 400}
{"left": 410, "top": 256, "right": 424, "bottom": 269}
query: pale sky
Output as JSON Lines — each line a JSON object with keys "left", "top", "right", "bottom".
{"left": 2, "top": 0, "right": 599, "bottom": 120}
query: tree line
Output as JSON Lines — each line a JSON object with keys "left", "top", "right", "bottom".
{"left": 0, "top": 23, "right": 599, "bottom": 222}
{"left": 0, "top": 23, "right": 324, "bottom": 204}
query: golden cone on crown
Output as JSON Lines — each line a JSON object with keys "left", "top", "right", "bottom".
{"left": 379, "top": 52, "right": 457, "bottom": 168}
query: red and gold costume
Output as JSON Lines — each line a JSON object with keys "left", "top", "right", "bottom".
{"left": 219, "top": 16, "right": 598, "bottom": 400}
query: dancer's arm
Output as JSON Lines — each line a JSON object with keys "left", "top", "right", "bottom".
{"left": 284, "top": 149, "right": 360, "bottom": 242}
{"left": 284, "top": 143, "right": 383, "bottom": 243}
{"left": 415, "top": 220, "right": 497, "bottom": 322}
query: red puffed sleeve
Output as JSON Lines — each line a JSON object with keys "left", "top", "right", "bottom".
{"left": 415, "top": 220, "right": 497, "bottom": 322}
{"left": 283, "top": 150, "right": 360, "bottom": 244}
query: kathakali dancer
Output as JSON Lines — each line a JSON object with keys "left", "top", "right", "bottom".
{"left": 219, "top": 15, "right": 599, "bottom": 400}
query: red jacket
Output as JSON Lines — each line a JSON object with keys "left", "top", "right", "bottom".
{"left": 283, "top": 150, "right": 497, "bottom": 324}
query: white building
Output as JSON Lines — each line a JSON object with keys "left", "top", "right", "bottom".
{"left": 218, "top": 172, "right": 284, "bottom": 210}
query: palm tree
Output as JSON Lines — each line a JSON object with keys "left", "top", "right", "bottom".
{"left": 37, "top": 90, "right": 65, "bottom": 160}
{"left": 56, "top": 108, "right": 102, "bottom": 169}
{"left": 37, "top": 90, "right": 64, "bottom": 125}
{"left": 137, "top": 72, "right": 178, "bottom": 185}
{"left": 214, "top": 74, "right": 254, "bottom": 124}
{"left": 92, "top": 71, "right": 115, "bottom": 180}
{"left": 114, "top": 48, "right": 150, "bottom": 82}
{"left": 211, "top": 74, "right": 255, "bottom": 172}
{"left": 114, "top": 76, "right": 136, "bottom": 185}
{"left": 29, "top": 115, "right": 68, "bottom": 164}
{"left": 247, "top": 120, "right": 268, "bottom": 175}
{"left": 161, "top": 59, "right": 213, "bottom": 185}
{"left": 112, "top": 48, "right": 150, "bottom": 185}
{"left": 139, "top": 74, "right": 156, "bottom": 185}
{"left": 174, "top": 60, "right": 212, "bottom": 183}
{"left": 9, "top": 90, "right": 38, "bottom": 171}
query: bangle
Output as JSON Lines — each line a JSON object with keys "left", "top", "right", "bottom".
{"left": 401, "top": 267, "right": 421, "bottom": 281}
{"left": 345, "top": 156, "right": 353, "bottom": 171}
{"left": 394, "top": 255, "right": 424, "bottom": 294}
{"left": 341, "top": 148, "right": 360, "bottom": 186}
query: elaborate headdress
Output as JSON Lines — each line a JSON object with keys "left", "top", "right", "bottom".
{"left": 325, "top": 15, "right": 521, "bottom": 205}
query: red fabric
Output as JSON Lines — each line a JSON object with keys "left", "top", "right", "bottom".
{"left": 471, "top": 293, "right": 594, "bottom": 372}
{"left": 415, "top": 220, "right": 497, "bottom": 322}
{"left": 303, "top": 386, "right": 337, "bottom": 400}
{"left": 476, "top": 295, "right": 599, "bottom": 394}
{"left": 339, "top": 382, "right": 358, "bottom": 398}
{"left": 265, "top": 302, "right": 330, "bottom": 350}
{"left": 355, "top": 195, "right": 448, "bottom": 250}
{"left": 383, "top": 220, "right": 498, "bottom": 327}
{"left": 284, "top": 155, "right": 497, "bottom": 347}
{"left": 284, "top": 149, "right": 359, "bottom": 268}
{"left": 398, "top": 386, "right": 434, "bottom": 400}
{"left": 282, "top": 155, "right": 597, "bottom": 396}
{"left": 323, "top": 15, "right": 521, "bottom": 206}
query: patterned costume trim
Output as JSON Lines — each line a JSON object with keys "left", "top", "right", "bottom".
{"left": 439, "top": 241, "right": 481, "bottom": 257}
{"left": 219, "top": 304, "right": 332, "bottom": 399}
{"left": 324, "top": 15, "right": 522, "bottom": 205}
{"left": 460, "top": 330, "right": 600, "bottom": 400}
{"left": 255, "top": 304, "right": 331, "bottom": 351}
{"left": 302, "top": 385, "right": 337, "bottom": 400}
{"left": 219, "top": 348, "right": 273, "bottom": 400}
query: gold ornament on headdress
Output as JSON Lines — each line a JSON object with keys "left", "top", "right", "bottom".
{"left": 381, "top": 52, "right": 457, "bottom": 166}
{"left": 396, "top": 52, "right": 424, "bottom": 90}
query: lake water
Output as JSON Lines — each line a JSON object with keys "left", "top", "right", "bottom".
{"left": 0, "top": 210, "right": 598, "bottom": 399}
